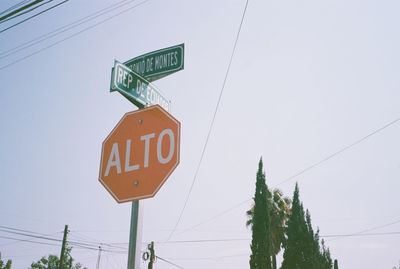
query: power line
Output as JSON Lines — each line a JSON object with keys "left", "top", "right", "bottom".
{"left": 157, "top": 238, "right": 249, "bottom": 244}
{"left": 0, "top": 0, "right": 31, "bottom": 16}
{"left": 0, "top": 235, "right": 61, "bottom": 247}
{"left": 0, "top": 227, "right": 126, "bottom": 253}
{"left": 0, "top": 225, "right": 59, "bottom": 237}
{"left": 69, "top": 231, "right": 129, "bottom": 251}
{"left": 156, "top": 255, "right": 185, "bottom": 269}
{"left": 0, "top": 232, "right": 125, "bottom": 253}
{"left": 0, "top": 234, "right": 124, "bottom": 253}
{"left": 0, "top": 0, "right": 69, "bottom": 34}
{"left": 166, "top": 0, "right": 250, "bottom": 242}
{"left": 174, "top": 116, "right": 400, "bottom": 234}
{"left": 0, "top": 229, "right": 61, "bottom": 248}
{"left": 322, "top": 231, "right": 400, "bottom": 238}
{"left": 0, "top": 227, "right": 65, "bottom": 243}
{"left": 162, "top": 253, "right": 249, "bottom": 261}
{"left": 2, "top": 222, "right": 399, "bottom": 260}
{"left": 275, "top": 117, "right": 400, "bottom": 186}
{"left": 0, "top": 0, "right": 43, "bottom": 22}
{"left": 158, "top": 231, "right": 400, "bottom": 244}
{"left": 0, "top": 0, "right": 141, "bottom": 59}
{"left": 0, "top": 0, "right": 150, "bottom": 70}
{"left": 174, "top": 198, "right": 251, "bottom": 237}
{"left": 98, "top": 230, "right": 400, "bottom": 247}
{"left": 352, "top": 219, "right": 400, "bottom": 234}
{"left": 108, "top": 252, "right": 125, "bottom": 269}
{"left": 328, "top": 218, "right": 400, "bottom": 242}
{"left": 0, "top": 0, "right": 56, "bottom": 25}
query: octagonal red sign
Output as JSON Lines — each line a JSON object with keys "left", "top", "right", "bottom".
{"left": 99, "top": 105, "right": 180, "bottom": 203}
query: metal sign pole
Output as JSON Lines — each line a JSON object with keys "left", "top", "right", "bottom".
{"left": 127, "top": 200, "right": 143, "bottom": 269}
{"left": 127, "top": 100, "right": 145, "bottom": 269}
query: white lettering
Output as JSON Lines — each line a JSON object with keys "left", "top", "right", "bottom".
{"left": 123, "top": 69, "right": 129, "bottom": 87}
{"left": 127, "top": 73, "right": 133, "bottom": 88}
{"left": 117, "top": 67, "right": 124, "bottom": 84}
{"left": 157, "top": 129, "right": 175, "bottom": 164}
{"left": 125, "top": 139, "right": 140, "bottom": 172}
{"left": 140, "top": 133, "right": 155, "bottom": 168}
{"left": 105, "top": 143, "right": 121, "bottom": 176}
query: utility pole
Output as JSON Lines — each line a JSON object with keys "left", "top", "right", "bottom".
{"left": 148, "top": 242, "right": 155, "bottom": 269}
{"left": 96, "top": 246, "right": 102, "bottom": 269}
{"left": 59, "top": 225, "right": 69, "bottom": 269}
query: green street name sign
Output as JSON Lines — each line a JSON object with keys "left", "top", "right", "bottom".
{"left": 111, "top": 61, "right": 170, "bottom": 111}
{"left": 123, "top": 43, "right": 184, "bottom": 82}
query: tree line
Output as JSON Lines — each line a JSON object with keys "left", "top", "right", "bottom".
{"left": 0, "top": 243, "right": 86, "bottom": 269}
{"left": 248, "top": 158, "right": 339, "bottom": 269}
{"left": 0, "top": 158, "right": 340, "bottom": 269}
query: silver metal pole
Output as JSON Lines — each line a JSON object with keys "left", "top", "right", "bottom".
{"left": 95, "top": 246, "right": 102, "bottom": 269}
{"left": 127, "top": 200, "right": 143, "bottom": 269}
{"left": 127, "top": 101, "right": 146, "bottom": 269}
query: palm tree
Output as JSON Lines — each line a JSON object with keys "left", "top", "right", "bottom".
{"left": 247, "top": 188, "right": 291, "bottom": 269}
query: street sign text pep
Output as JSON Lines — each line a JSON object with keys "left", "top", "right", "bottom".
{"left": 112, "top": 62, "right": 170, "bottom": 111}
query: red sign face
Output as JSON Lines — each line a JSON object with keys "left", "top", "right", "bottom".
{"left": 99, "top": 105, "right": 180, "bottom": 203}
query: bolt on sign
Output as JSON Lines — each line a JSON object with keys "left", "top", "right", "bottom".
{"left": 99, "top": 105, "right": 180, "bottom": 203}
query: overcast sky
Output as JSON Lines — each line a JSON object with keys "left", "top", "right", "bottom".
{"left": 1, "top": 0, "right": 399, "bottom": 269}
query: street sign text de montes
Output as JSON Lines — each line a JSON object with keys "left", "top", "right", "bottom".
{"left": 111, "top": 61, "right": 170, "bottom": 111}
{"left": 99, "top": 105, "right": 180, "bottom": 203}
{"left": 124, "top": 43, "right": 184, "bottom": 82}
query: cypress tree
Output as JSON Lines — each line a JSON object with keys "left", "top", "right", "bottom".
{"left": 280, "top": 183, "right": 338, "bottom": 269}
{"left": 280, "top": 183, "right": 308, "bottom": 269}
{"left": 334, "top": 259, "right": 339, "bottom": 269}
{"left": 320, "top": 240, "right": 333, "bottom": 269}
{"left": 304, "top": 210, "right": 318, "bottom": 269}
{"left": 249, "top": 158, "right": 272, "bottom": 269}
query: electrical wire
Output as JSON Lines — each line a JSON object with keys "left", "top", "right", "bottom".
{"left": 0, "top": 0, "right": 43, "bottom": 22}
{"left": 69, "top": 231, "right": 129, "bottom": 251}
{"left": 174, "top": 198, "right": 251, "bottom": 236}
{"left": 0, "top": 233, "right": 125, "bottom": 253}
{"left": 161, "top": 253, "right": 249, "bottom": 261}
{"left": 166, "top": 0, "right": 250, "bottom": 242}
{"left": 0, "top": 0, "right": 142, "bottom": 59}
{"left": 322, "top": 231, "right": 400, "bottom": 238}
{"left": 0, "top": 225, "right": 58, "bottom": 237}
{"left": 275, "top": 117, "right": 400, "bottom": 186}
{"left": 0, "top": 228, "right": 66, "bottom": 243}
{"left": 103, "top": 253, "right": 121, "bottom": 269}
{"left": 174, "top": 116, "right": 400, "bottom": 235}
{"left": 0, "top": 0, "right": 150, "bottom": 70}
{"left": 109, "top": 253, "right": 125, "bottom": 269}
{"left": 156, "top": 255, "right": 185, "bottom": 269}
{"left": 0, "top": 0, "right": 69, "bottom": 34}
{"left": 0, "top": 227, "right": 126, "bottom": 253}
{"left": 156, "top": 231, "right": 400, "bottom": 245}
{"left": 327, "top": 218, "right": 400, "bottom": 242}
{"left": 0, "top": 235, "right": 61, "bottom": 247}
{"left": 344, "top": 219, "right": 400, "bottom": 235}
{"left": 156, "top": 238, "right": 250, "bottom": 244}
{"left": 0, "top": 0, "right": 31, "bottom": 16}
{"left": 104, "top": 230, "right": 400, "bottom": 247}
{"left": 0, "top": 0, "right": 56, "bottom": 24}
{"left": 2, "top": 222, "right": 399, "bottom": 265}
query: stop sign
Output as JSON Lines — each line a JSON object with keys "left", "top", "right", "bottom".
{"left": 99, "top": 105, "right": 180, "bottom": 203}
